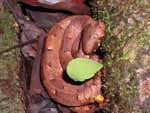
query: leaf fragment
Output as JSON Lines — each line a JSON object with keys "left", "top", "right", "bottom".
{"left": 66, "top": 58, "right": 103, "bottom": 82}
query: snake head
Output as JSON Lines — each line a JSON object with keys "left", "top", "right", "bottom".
{"left": 82, "top": 21, "right": 105, "bottom": 54}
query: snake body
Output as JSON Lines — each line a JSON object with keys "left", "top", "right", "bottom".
{"left": 41, "top": 15, "right": 105, "bottom": 109}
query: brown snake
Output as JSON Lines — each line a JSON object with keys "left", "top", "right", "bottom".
{"left": 41, "top": 15, "right": 105, "bottom": 112}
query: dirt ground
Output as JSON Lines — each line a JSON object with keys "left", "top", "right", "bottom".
{"left": 92, "top": 0, "right": 150, "bottom": 113}
{"left": 0, "top": 6, "right": 25, "bottom": 113}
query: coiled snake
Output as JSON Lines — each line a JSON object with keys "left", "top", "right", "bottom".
{"left": 41, "top": 15, "right": 105, "bottom": 113}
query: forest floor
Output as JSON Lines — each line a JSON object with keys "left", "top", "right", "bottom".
{"left": 0, "top": 5, "right": 25, "bottom": 113}
{"left": 92, "top": 0, "right": 150, "bottom": 113}
{"left": 0, "top": 0, "right": 150, "bottom": 113}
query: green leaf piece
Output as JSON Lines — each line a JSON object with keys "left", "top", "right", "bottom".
{"left": 66, "top": 58, "right": 103, "bottom": 82}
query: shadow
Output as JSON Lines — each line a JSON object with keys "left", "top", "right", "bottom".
{"left": 62, "top": 71, "right": 84, "bottom": 85}
{"left": 95, "top": 46, "right": 107, "bottom": 59}
{"left": 95, "top": 109, "right": 111, "bottom": 113}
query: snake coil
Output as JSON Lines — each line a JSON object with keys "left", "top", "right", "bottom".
{"left": 41, "top": 15, "right": 105, "bottom": 113}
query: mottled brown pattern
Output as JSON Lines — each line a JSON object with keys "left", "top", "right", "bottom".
{"left": 42, "top": 15, "right": 105, "bottom": 113}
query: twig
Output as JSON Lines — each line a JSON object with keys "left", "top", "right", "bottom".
{"left": 1, "top": 0, "right": 38, "bottom": 55}
{"left": 0, "top": 39, "right": 36, "bottom": 55}
{"left": 4, "top": 0, "right": 24, "bottom": 26}
{"left": 4, "top": 0, "right": 35, "bottom": 41}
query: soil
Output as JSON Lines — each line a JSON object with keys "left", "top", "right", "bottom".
{"left": 0, "top": 6, "right": 25, "bottom": 113}
{"left": 91, "top": 0, "right": 150, "bottom": 113}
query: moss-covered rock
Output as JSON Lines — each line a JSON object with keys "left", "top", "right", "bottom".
{"left": 91, "top": 0, "right": 150, "bottom": 113}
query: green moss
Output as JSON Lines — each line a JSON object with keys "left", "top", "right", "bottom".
{"left": 0, "top": 11, "right": 16, "bottom": 47}
{"left": 120, "top": 51, "right": 129, "bottom": 60}
{"left": 0, "top": 9, "right": 25, "bottom": 113}
{"left": 91, "top": 0, "right": 150, "bottom": 112}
